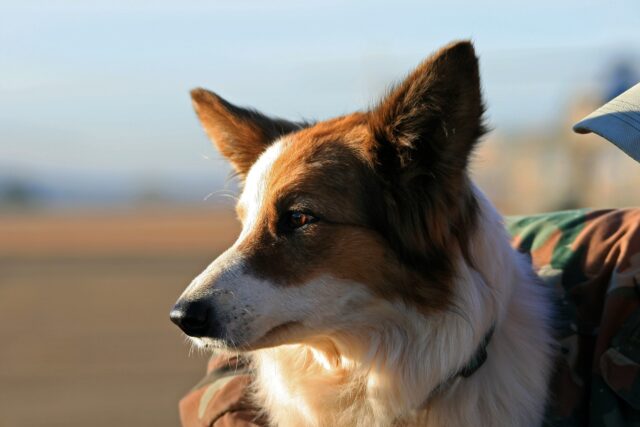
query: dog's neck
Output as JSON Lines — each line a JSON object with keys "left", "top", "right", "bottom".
{"left": 421, "top": 322, "right": 495, "bottom": 406}
{"left": 251, "top": 190, "right": 553, "bottom": 427}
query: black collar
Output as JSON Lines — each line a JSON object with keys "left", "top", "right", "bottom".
{"left": 457, "top": 324, "right": 495, "bottom": 378}
{"left": 423, "top": 324, "right": 495, "bottom": 405}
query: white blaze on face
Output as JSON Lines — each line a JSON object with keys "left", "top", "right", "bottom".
{"left": 236, "top": 140, "right": 284, "bottom": 241}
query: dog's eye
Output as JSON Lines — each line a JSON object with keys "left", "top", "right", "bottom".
{"left": 281, "top": 211, "right": 317, "bottom": 232}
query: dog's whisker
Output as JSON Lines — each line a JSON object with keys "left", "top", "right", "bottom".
{"left": 203, "top": 189, "right": 239, "bottom": 202}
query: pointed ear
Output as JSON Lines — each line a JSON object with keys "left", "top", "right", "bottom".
{"left": 190, "top": 88, "right": 304, "bottom": 178}
{"left": 369, "top": 40, "right": 486, "bottom": 180}
{"left": 366, "top": 42, "right": 486, "bottom": 274}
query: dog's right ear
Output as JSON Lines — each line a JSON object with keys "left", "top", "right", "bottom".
{"left": 368, "top": 41, "right": 485, "bottom": 180}
{"left": 190, "top": 89, "right": 304, "bottom": 179}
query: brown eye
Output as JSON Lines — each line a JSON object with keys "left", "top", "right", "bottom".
{"left": 281, "top": 211, "right": 317, "bottom": 232}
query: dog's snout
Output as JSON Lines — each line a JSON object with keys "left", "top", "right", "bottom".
{"left": 170, "top": 300, "right": 210, "bottom": 337}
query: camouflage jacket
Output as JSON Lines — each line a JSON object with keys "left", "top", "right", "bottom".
{"left": 180, "top": 209, "right": 640, "bottom": 427}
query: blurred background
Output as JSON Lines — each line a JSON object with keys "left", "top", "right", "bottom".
{"left": 1, "top": 0, "right": 639, "bottom": 425}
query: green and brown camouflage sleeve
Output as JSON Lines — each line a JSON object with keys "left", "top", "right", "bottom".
{"left": 508, "top": 208, "right": 640, "bottom": 426}
{"left": 179, "top": 354, "right": 265, "bottom": 427}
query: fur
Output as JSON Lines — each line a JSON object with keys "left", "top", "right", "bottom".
{"left": 172, "top": 40, "right": 555, "bottom": 426}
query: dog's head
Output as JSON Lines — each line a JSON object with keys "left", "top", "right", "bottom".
{"left": 171, "top": 41, "right": 485, "bottom": 351}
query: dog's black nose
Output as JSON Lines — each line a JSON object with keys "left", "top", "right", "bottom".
{"left": 170, "top": 300, "right": 210, "bottom": 337}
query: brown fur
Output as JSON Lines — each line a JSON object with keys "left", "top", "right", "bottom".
{"left": 190, "top": 88, "right": 305, "bottom": 177}
{"left": 367, "top": 40, "right": 486, "bottom": 278}
{"left": 191, "top": 40, "right": 486, "bottom": 313}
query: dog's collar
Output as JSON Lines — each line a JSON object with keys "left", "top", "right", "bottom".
{"left": 457, "top": 324, "right": 494, "bottom": 379}
{"left": 424, "top": 324, "right": 495, "bottom": 405}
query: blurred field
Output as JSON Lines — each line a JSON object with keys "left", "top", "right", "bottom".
{"left": 0, "top": 208, "right": 240, "bottom": 427}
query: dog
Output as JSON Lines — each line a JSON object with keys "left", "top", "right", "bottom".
{"left": 170, "top": 41, "right": 554, "bottom": 426}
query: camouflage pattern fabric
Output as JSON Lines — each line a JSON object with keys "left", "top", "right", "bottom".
{"left": 508, "top": 209, "right": 640, "bottom": 426}
{"left": 180, "top": 209, "right": 640, "bottom": 427}
{"left": 179, "top": 354, "right": 265, "bottom": 426}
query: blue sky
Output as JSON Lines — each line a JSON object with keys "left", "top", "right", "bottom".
{"left": 1, "top": 0, "right": 639, "bottom": 204}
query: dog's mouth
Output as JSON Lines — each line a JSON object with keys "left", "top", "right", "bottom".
{"left": 249, "top": 321, "right": 303, "bottom": 349}
{"left": 193, "top": 320, "right": 304, "bottom": 352}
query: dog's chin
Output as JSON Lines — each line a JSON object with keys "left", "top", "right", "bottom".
{"left": 190, "top": 321, "right": 305, "bottom": 353}
{"left": 188, "top": 336, "right": 234, "bottom": 352}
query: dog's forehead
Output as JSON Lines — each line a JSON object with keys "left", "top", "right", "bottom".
{"left": 244, "top": 118, "right": 370, "bottom": 192}
{"left": 236, "top": 115, "right": 377, "bottom": 237}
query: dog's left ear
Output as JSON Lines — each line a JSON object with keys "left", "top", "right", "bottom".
{"left": 190, "top": 88, "right": 304, "bottom": 179}
{"left": 369, "top": 40, "right": 485, "bottom": 179}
